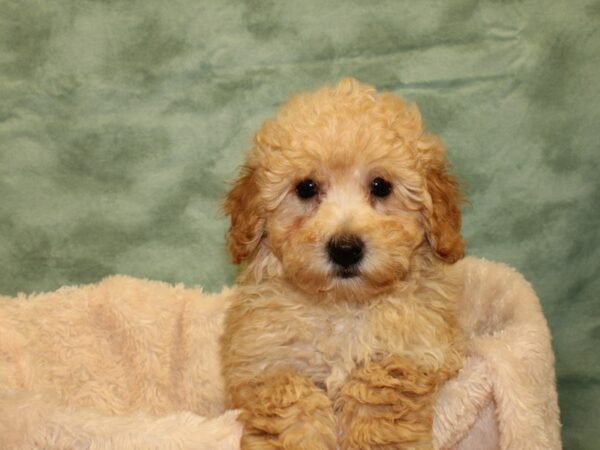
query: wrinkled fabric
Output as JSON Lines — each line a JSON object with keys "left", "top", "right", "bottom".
{"left": 0, "top": 1, "right": 597, "bottom": 448}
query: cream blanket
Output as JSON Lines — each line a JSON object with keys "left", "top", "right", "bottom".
{"left": 0, "top": 257, "right": 561, "bottom": 449}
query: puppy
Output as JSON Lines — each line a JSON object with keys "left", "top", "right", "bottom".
{"left": 221, "top": 78, "right": 465, "bottom": 450}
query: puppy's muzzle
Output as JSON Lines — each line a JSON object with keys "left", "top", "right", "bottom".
{"left": 327, "top": 235, "right": 364, "bottom": 276}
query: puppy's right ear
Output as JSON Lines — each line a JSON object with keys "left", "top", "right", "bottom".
{"left": 223, "top": 163, "right": 265, "bottom": 264}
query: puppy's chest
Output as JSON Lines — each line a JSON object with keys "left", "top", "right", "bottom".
{"left": 231, "top": 286, "right": 455, "bottom": 393}
{"left": 282, "top": 302, "right": 412, "bottom": 375}
{"left": 310, "top": 309, "right": 384, "bottom": 362}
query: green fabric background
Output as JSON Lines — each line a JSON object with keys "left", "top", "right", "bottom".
{"left": 1, "top": 0, "right": 598, "bottom": 447}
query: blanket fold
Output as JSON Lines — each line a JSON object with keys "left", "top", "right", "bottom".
{"left": 433, "top": 257, "right": 561, "bottom": 449}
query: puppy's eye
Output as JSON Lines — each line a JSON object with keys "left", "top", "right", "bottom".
{"left": 370, "top": 177, "right": 392, "bottom": 198}
{"left": 296, "top": 179, "right": 318, "bottom": 199}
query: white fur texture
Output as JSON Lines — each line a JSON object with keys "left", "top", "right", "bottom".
{"left": 0, "top": 257, "right": 560, "bottom": 449}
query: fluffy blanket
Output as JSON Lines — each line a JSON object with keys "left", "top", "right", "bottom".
{"left": 0, "top": 257, "right": 560, "bottom": 449}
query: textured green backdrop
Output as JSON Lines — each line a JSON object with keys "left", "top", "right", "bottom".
{"left": 1, "top": 0, "right": 598, "bottom": 447}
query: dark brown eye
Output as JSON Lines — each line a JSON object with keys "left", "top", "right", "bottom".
{"left": 296, "top": 179, "right": 318, "bottom": 199}
{"left": 370, "top": 177, "right": 392, "bottom": 197}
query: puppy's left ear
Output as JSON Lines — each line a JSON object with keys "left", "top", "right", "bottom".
{"left": 223, "top": 163, "right": 265, "bottom": 264}
{"left": 418, "top": 135, "right": 465, "bottom": 263}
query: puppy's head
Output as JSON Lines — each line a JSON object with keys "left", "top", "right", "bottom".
{"left": 224, "top": 78, "right": 464, "bottom": 299}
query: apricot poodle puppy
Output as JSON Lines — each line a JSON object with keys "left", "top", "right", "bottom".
{"left": 221, "top": 78, "right": 465, "bottom": 450}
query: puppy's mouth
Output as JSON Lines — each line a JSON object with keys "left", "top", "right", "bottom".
{"left": 335, "top": 267, "right": 360, "bottom": 279}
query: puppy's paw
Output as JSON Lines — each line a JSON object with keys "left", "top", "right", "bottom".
{"left": 240, "top": 433, "right": 281, "bottom": 450}
{"left": 280, "top": 418, "right": 337, "bottom": 450}
{"left": 335, "top": 356, "right": 441, "bottom": 450}
{"left": 240, "top": 411, "right": 336, "bottom": 450}
{"left": 233, "top": 370, "right": 336, "bottom": 450}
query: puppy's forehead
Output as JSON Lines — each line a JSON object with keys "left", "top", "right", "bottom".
{"left": 270, "top": 113, "right": 418, "bottom": 176}
{"left": 253, "top": 81, "right": 426, "bottom": 183}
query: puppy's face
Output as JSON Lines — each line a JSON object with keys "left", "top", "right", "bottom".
{"left": 225, "top": 79, "right": 464, "bottom": 299}
{"left": 263, "top": 137, "right": 426, "bottom": 298}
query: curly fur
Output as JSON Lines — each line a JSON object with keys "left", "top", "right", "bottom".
{"left": 221, "top": 78, "right": 465, "bottom": 449}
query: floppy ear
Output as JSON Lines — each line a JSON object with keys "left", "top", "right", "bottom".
{"left": 223, "top": 164, "right": 265, "bottom": 264}
{"left": 418, "top": 135, "right": 465, "bottom": 263}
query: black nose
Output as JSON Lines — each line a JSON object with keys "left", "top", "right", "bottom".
{"left": 327, "top": 235, "right": 365, "bottom": 268}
